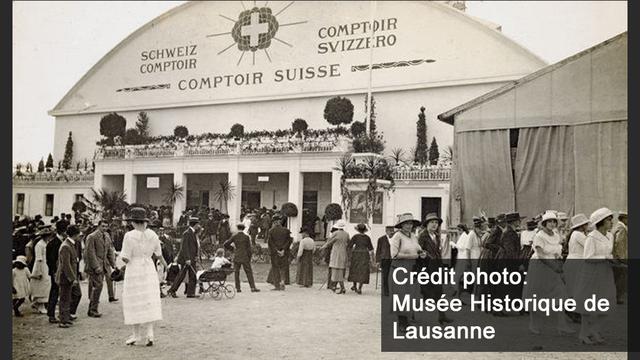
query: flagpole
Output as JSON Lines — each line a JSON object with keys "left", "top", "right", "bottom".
{"left": 366, "top": 0, "right": 377, "bottom": 135}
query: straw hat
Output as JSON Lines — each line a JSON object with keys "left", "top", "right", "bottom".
{"left": 394, "top": 213, "right": 421, "bottom": 228}
{"left": 570, "top": 214, "right": 590, "bottom": 230}
{"left": 590, "top": 207, "right": 613, "bottom": 227}
{"left": 332, "top": 219, "right": 347, "bottom": 230}
{"left": 14, "top": 255, "right": 27, "bottom": 266}
{"left": 188, "top": 216, "right": 200, "bottom": 224}
{"left": 618, "top": 210, "right": 628, "bottom": 219}
{"left": 505, "top": 212, "right": 526, "bottom": 223}
{"left": 540, "top": 211, "right": 558, "bottom": 225}
{"left": 125, "top": 207, "right": 149, "bottom": 222}
{"left": 557, "top": 212, "right": 569, "bottom": 221}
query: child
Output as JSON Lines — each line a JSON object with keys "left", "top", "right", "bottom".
{"left": 210, "top": 248, "right": 231, "bottom": 270}
{"left": 12, "top": 256, "right": 31, "bottom": 317}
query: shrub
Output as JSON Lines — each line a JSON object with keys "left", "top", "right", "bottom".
{"left": 414, "top": 107, "right": 428, "bottom": 165}
{"left": 352, "top": 133, "right": 385, "bottom": 154}
{"left": 173, "top": 125, "right": 189, "bottom": 138}
{"left": 62, "top": 131, "right": 73, "bottom": 170}
{"left": 324, "top": 203, "right": 343, "bottom": 221}
{"left": 230, "top": 123, "right": 244, "bottom": 138}
{"left": 123, "top": 128, "right": 142, "bottom": 145}
{"left": 45, "top": 153, "right": 54, "bottom": 169}
{"left": 281, "top": 202, "right": 298, "bottom": 217}
{"left": 37, "top": 158, "right": 45, "bottom": 173}
{"left": 324, "top": 96, "right": 354, "bottom": 127}
{"left": 99, "top": 112, "right": 127, "bottom": 139}
{"left": 292, "top": 118, "right": 308, "bottom": 133}
{"left": 350, "top": 121, "right": 366, "bottom": 137}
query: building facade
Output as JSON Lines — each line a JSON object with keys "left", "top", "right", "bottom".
{"left": 14, "top": 1, "right": 545, "bottom": 240}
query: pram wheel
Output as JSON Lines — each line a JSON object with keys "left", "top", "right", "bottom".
{"left": 210, "top": 286, "right": 222, "bottom": 300}
{"left": 223, "top": 284, "right": 236, "bottom": 299}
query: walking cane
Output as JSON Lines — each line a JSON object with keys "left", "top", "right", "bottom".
{"left": 375, "top": 266, "right": 379, "bottom": 290}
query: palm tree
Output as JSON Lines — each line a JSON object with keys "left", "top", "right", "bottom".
{"left": 333, "top": 153, "right": 354, "bottom": 217}
{"left": 389, "top": 147, "right": 405, "bottom": 166}
{"left": 441, "top": 145, "right": 454, "bottom": 163}
{"left": 85, "top": 188, "right": 128, "bottom": 220}
{"left": 214, "top": 180, "right": 235, "bottom": 212}
{"left": 163, "top": 182, "right": 184, "bottom": 208}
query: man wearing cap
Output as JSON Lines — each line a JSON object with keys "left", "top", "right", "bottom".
{"left": 167, "top": 217, "right": 200, "bottom": 298}
{"left": 375, "top": 226, "right": 394, "bottom": 296}
{"left": 46, "top": 220, "right": 67, "bottom": 323}
{"left": 56, "top": 225, "right": 82, "bottom": 328}
{"left": 267, "top": 215, "right": 293, "bottom": 291}
{"left": 224, "top": 224, "right": 260, "bottom": 293}
{"left": 612, "top": 211, "right": 627, "bottom": 304}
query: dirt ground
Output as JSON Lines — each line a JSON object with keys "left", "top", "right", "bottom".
{"left": 12, "top": 273, "right": 627, "bottom": 360}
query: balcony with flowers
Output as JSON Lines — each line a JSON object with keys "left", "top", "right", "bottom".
{"left": 94, "top": 127, "right": 352, "bottom": 160}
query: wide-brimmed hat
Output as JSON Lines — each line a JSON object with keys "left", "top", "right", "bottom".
{"left": 540, "top": 211, "right": 558, "bottom": 225}
{"left": 570, "top": 214, "right": 590, "bottom": 230}
{"left": 496, "top": 214, "right": 506, "bottom": 223}
{"left": 126, "top": 207, "right": 149, "bottom": 222}
{"left": 355, "top": 223, "right": 368, "bottom": 232}
{"left": 526, "top": 219, "right": 538, "bottom": 229}
{"left": 590, "top": 207, "right": 613, "bottom": 227}
{"left": 423, "top": 212, "right": 443, "bottom": 225}
{"left": 557, "top": 212, "right": 569, "bottom": 221}
{"left": 14, "top": 255, "right": 27, "bottom": 266}
{"left": 332, "top": 219, "right": 347, "bottom": 230}
{"left": 472, "top": 216, "right": 484, "bottom": 226}
{"left": 487, "top": 217, "right": 496, "bottom": 226}
{"left": 35, "top": 225, "right": 54, "bottom": 237}
{"left": 618, "top": 210, "right": 628, "bottom": 219}
{"left": 394, "top": 213, "right": 421, "bottom": 229}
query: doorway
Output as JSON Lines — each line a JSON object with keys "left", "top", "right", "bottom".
{"left": 242, "top": 191, "right": 261, "bottom": 210}
{"left": 421, "top": 197, "right": 442, "bottom": 222}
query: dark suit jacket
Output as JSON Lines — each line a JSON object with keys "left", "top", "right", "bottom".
{"left": 224, "top": 232, "right": 253, "bottom": 263}
{"left": 267, "top": 225, "right": 292, "bottom": 257}
{"left": 84, "top": 229, "right": 116, "bottom": 273}
{"left": 177, "top": 227, "right": 199, "bottom": 264}
{"left": 375, "top": 235, "right": 391, "bottom": 262}
{"left": 55, "top": 239, "right": 78, "bottom": 285}
{"left": 484, "top": 227, "right": 504, "bottom": 256}
{"left": 500, "top": 226, "right": 521, "bottom": 260}
{"left": 46, "top": 234, "right": 63, "bottom": 277}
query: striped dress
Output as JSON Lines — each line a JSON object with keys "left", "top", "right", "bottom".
{"left": 120, "top": 229, "right": 163, "bottom": 325}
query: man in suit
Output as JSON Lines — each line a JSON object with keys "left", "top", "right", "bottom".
{"left": 84, "top": 220, "right": 116, "bottom": 317}
{"left": 217, "top": 214, "right": 232, "bottom": 246}
{"left": 224, "top": 224, "right": 260, "bottom": 293}
{"left": 46, "top": 220, "right": 67, "bottom": 324}
{"left": 613, "top": 211, "right": 628, "bottom": 304}
{"left": 376, "top": 226, "right": 394, "bottom": 296}
{"left": 500, "top": 212, "right": 525, "bottom": 307}
{"left": 167, "top": 217, "right": 200, "bottom": 298}
{"left": 267, "top": 215, "right": 292, "bottom": 290}
{"left": 56, "top": 225, "right": 82, "bottom": 328}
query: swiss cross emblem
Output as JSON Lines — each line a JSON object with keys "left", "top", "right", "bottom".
{"left": 207, "top": 4, "right": 306, "bottom": 66}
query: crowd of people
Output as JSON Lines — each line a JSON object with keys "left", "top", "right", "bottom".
{"left": 12, "top": 203, "right": 627, "bottom": 347}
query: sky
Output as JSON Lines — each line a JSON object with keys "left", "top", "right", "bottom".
{"left": 12, "top": 1, "right": 627, "bottom": 166}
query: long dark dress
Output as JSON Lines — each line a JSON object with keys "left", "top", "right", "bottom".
{"left": 296, "top": 250, "right": 314, "bottom": 287}
{"left": 347, "top": 234, "right": 373, "bottom": 284}
{"left": 417, "top": 231, "right": 444, "bottom": 300}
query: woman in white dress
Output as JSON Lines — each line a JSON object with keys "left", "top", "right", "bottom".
{"left": 120, "top": 208, "right": 167, "bottom": 346}
{"left": 30, "top": 231, "right": 52, "bottom": 314}
{"left": 563, "top": 214, "right": 590, "bottom": 299}
{"left": 522, "top": 211, "right": 575, "bottom": 336}
{"left": 574, "top": 208, "right": 617, "bottom": 345}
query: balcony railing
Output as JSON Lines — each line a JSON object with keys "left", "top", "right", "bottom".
{"left": 392, "top": 168, "right": 451, "bottom": 181}
{"left": 95, "top": 136, "right": 350, "bottom": 160}
{"left": 12, "top": 172, "right": 95, "bottom": 184}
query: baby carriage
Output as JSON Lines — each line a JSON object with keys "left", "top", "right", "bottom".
{"left": 197, "top": 264, "right": 236, "bottom": 300}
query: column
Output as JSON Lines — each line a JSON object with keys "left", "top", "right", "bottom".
{"left": 330, "top": 170, "right": 342, "bottom": 208}
{"left": 123, "top": 172, "right": 137, "bottom": 205}
{"left": 172, "top": 171, "right": 187, "bottom": 225}
{"left": 93, "top": 164, "right": 103, "bottom": 191}
{"left": 227, "top": 171, "right": 242, "bottom": 229}
{"left": 288, "top": 171, "right": 303, "bottom": 233}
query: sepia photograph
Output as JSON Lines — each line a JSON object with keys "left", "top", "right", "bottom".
{"left": 11, "top": 1, "right": 629, "bottom": 359}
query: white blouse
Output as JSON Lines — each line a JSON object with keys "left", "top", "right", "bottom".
{"left": 583, "top": 230, "right": 613, "bottom": 260}
{"left": 297, "top": 236, "right": 315, "bottom": 257}
{"left": 520, "top": 230, "right": 536, "bottom": 248}
{"left": 566, "top": 231, "right": 587, "bottom": 259}
{"left": 531, "top": 229, "right": 562, "bottom": 260}
{"left": 390, "top": 231, "right": 421, "bottom": 259}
